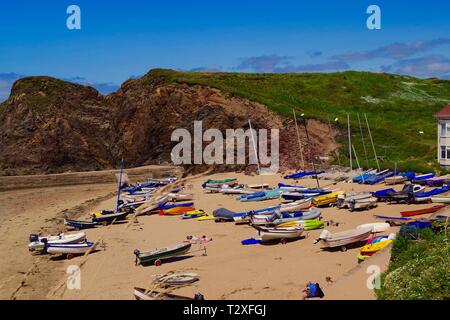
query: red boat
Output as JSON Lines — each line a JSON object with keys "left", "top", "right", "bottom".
{"left": 400, "top": 205, "right": 446, "bottom": 217}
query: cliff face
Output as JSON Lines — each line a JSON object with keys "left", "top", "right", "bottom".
{"left": 0, "top": 71, "right": 339, "bottom": 175}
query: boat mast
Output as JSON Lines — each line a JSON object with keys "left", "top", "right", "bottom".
{"left": 352, "top": 144, "right": 364, "bottom": 183}
{"left": 116, "top": 158, "right": 124, "bottom": 212}
{"left": 347, "top": 114, "right": 352, "bottom": 172}
{"left": 364, "top": 113, "right": 381, "bottom": 171}
{"left": 300, "top": 116, "right": 320, "bottom": 188}
{"left": 248, "top": 119, "right": 261, "bottom": 175}
{"left": 293, "top": 109, "right": 305, "bottom": 170}
{"left": 357, "top": 113, "right": 369, "bottom": 168}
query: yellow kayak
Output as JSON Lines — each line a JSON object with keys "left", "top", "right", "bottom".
{"left": 360, "top": 240, "right": 393, "bottom": 254}
{"left": 183, "top": 209, "right": 205, "bottom": 216}
{"left": 91, "top": 210, "right": 115, "bottom": 217}
{"left": 312, "top": 191, "right": 345, "bottom": 206}
{"left": 197, "top": 215, "right": 216, "bottom": 221}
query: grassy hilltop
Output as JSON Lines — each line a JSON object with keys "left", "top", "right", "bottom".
{"left": 146, "top": 69, "right": 450, "bottom": 172}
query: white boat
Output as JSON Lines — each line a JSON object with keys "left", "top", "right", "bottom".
{"left": 349, "top": 197, "right": 378, "bottom": 211}
{"left": 431, "top": 194, "right": 450, "bottom": 204}
{"left": 318, "top": 227, "right": 372, "bottom": 251}
{"left": 385, "top": 176, "right": 407, "bottom": 185}
{"left": 168, "top": 193, "right": 194, "bottom": 201}
{"left": 256, "top": 226, "right": 304, "bottom": 242}
{"left": 220, "top": 186, "right": 255, "bottom": 195}
{"left": 45, "top": 242, "right": 95, "bottom": 256}
{"left": 357, "top": 222, "right": 390, "bottom": 233}
{"left": 247, "top": 183, "right": 270, "bottom": 189}
{"left": 28, "top": 232, "right": 86, "bottom": 252}
{"left": 336, "top": 192, "right": 372, "bottom": 209}
{"left": 280, "top": 198, "right": 312, "bottom": 212}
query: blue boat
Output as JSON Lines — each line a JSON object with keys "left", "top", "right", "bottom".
{"left": 283, "top": 171, "right": 324, "bottom": 180}
{"left": 362, "top": 170, "right": 397, "bottom": 185}
{"left": 159, "top": 202, "right": 194, "bottom": 210}
{"left": 277, "top": 183, "right": 307, "bottom": 191}
{"left": 414, "top": 185, "right": 450, "bottom": 200}
{"left": 352, "top": 172, "right": 375, "bottom": 183}
{"left": 399, "top": 171, "right": 416, "bottom": 180}
{"left": 411, "top": 173, "right": 435, "bottom": 184}
{"left": 237, "top": 189, "right": 283, "bottom": 202}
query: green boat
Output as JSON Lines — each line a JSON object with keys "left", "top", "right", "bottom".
{"left": 134, "top": 242, "right": 192, "bottom": 266}
{"left": 203, "top": 178, "right": 237, "bottom": 186}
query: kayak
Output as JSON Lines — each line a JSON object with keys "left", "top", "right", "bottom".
{"left": 277, "top": 219, "right": 324, "bottom": 230}
{"left": 197, "top": 215, "right": 216, "bottom": 221}
{"left": 181, "top": 210, "right": 206, "bottom": 219}
{"left": 400, "top": 204, "right": 446, "bottom": 217}
{"left": 162, "top": 206, "right": 195, "bottom": 216}
{"left": 360, "top": 239, "right": 393, "bottom": 254}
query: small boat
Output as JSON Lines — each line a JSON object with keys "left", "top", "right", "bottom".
{"left": 251, "top": 208, "right": 321, "bottom": 226}
{"left": 359, "top": 239, "right": 393, "bottom": 255}
{"left": 247, "top": 183, "right": 269, "bottom": 189}
{"left": 281, "top": 198, "right": 312, "bottom": 211}
{"left": 133, "top": 287, "right": 204, "bottom": 300}
{"left": 373, "top": 215, "right": 413, "bottom": 226}
{"left": 414, "top": 185, "right": 450, "bottom": 202}
{"left": 277, "top": 219, "right": 324, "bottom": 230}
{"left": 203, "top": 178, "right": 237, "bottom": 187}
{"left": 431, "top": 194, "right": 450, "bottom": 204}
{"left": 400, "top": 204, "right": 446, "bottom": 217}
{"left": 277, "top": 183, "right": 308, "bottom": 192}
{"left": 238, "top": 189, "right": 283, "bottom": 202}
{"left": 312, "top": 191, "right": 345, "bottom": 207}
{"left": 360, "top": 169, "right": 393, "bottom": 185}
{"left": 134, "top": 243, "right": 192, "bottom": 266}
{"left": 411, "top": 173, "right": 435, "bottom": 185}
{"left": 317, "top": 227, "right": 372, "bottom": 251}
{"left": 283, "top": 171, "right": 324, "bottom": 180}
{"left": 425, "top": 177, "right": 448, "bottom": 187}
{"left": 255, "top": 226, "right": 304, "bottom": 242}
{"left": 356, "top": 222, "right": 390, "bottom": 233}
{"left": 45, "top": 242, "right": 95, "bottom": 257}
{"left": 28, "top": 232, "right": 86, "bottom": 253}
{"left": 282, "top": 192, "right": 317, "bottom": 201}
{"left": 385, "top": 175, "right": 407, "bottom": 185}
{"left": 352, "top": 172, "right": 375, "bottom": 183}
{"left": 168, "top": 193, "right": 194, "bottom": 201}
{"left": 154, "top": 272, "right": 199, "bottom": 287}
{"left": 181, "top": 210, "right": 206, "bottom": 219}
{"left": 64, "top": 218, "right": 98, "bottom": 229}
{"left": 336, "top": 192, "right": 373, "bottom": 209}
{"left": 161, "top": 206, "right": 195, "bottom": 216}
{"left": 197, "top": 215, "right": 216, "bottom": 221}
{"left": 92, "top": 211, "right": 129, "bottom": 224}
{"left": 220, "top": 186, "right": 255, "bottom": 195}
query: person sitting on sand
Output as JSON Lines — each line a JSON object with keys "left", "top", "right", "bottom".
{"left": 302, "top": 282, "right": 325, "bottom": 299}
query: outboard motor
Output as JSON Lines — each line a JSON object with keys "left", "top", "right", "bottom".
{"left": 29, "top": 234, "right": 39, "bottom": 243}
{"left": 194, "top": 293, "right": 205, "bottom": 300}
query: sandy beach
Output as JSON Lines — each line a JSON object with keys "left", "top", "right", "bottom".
{"left": 0, "top": 169, "right": 441, "bottom": 300}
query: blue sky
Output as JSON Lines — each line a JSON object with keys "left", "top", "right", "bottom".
{"left": 1, "top": 0, "right": 449, "bottom": 100}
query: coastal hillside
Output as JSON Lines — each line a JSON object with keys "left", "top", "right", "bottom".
{"left": 149, "top": 69, "right": 450, "bottom": 172}
{"left": 1, "top": 69, "right": 449, "bottom": 175}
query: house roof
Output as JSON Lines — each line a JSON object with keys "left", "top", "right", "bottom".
{"left": 436, "top": 104, "right": 450, "bottom": 117}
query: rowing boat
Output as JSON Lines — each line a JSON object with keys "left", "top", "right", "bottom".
{"left": 154, "top": 272, "right": 199, "bottom": 287}
{"left": 45, "top": 242, "right": 95, "bottom": 256}
{"left": 255, "top": 226, "right": 304, "bottom": 242}
{"left": 400, "top": 204, "right": 446, "bottom": 217}
{"left": 92, "top": 211, "right": 129, "bottom": 223}
{"left": 64, "top": 219, "right": 98, "bottom": 229}
{"left": 312, "top": 191, "right": 345, "bottom": 207}
{"left": 134, "top": 243, "right": 192, "bottom": 266}
{"left": 161, "top": 206, "right": 195, "bottom": 216}
{"left": 277, "top": 219, "right": 324, "bottom": 230}
{"left": 317, "top": 227, "right": 372, "bottom": 251}
{"left": 385, "top": 175, "right": 407, "bottom": 185}
{"left": 168, "top": 193, "right": 194, "bottom": 201}
{"left": 356, "top": 222, "right": 390, "bottom": 233}
{"left": 28, "top": 232, "right": 86, "bottom": 253}
{"left": 133, "top": 287, "right": 204, "bottom": 300}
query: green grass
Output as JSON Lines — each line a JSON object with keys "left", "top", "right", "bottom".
{"left": 375, "top": 226, "right": 450, "bottom": 300}
{"left": 141, "top": 69, "right": 450, "bottom": 172}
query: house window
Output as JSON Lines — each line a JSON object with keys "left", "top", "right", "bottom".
{"left": 442, "top": 146, "right": 446, "bottom": 159}
{"left": 442, "top": 123, "right": 446, "bottom": 137}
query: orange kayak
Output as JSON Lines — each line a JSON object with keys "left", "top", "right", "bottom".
{"left": 161, "top": 206, "right": 195, "bottom": 216}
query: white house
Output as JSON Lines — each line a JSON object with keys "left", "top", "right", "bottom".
{"left": 436, "top": 104, "right": 450, "bottom": 168}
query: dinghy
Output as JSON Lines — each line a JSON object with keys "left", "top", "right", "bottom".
{"left": 134, "top": 243, "right": 192, "bottom": 266}
{"left": 255, "top": 226, "right": 304, "bottom": 242}
{"left": 28, "top": 232, "right": 86, "bottom": 253}
{"left": 336, "top": 192, "right": 372, "bottom": 209}
{"left": 220, "top": 186, "right": 255, "bottom": 195}
{"left": 168, "top": 193, "right": 194, "bottom": 201}
{"left": 312, "top": 191, "right": 345, "bottom": 207}
{"left": 400, "top": 204, "right": 446, "bottom": 217}
{"left": 385, "top": 175, "right": 407, "bottom": 185}
{"left": 238, "top": 189, "right": 283, "bottom": 202}
{"left": 45, "top": 242, "right": 95, "bottom": 257}
{"left": 247, "top": 183, "right": 270, "bottom": 189}
{"left": 154, "top": 272, "right": 199, "bottom": 287}
{"left": 431, "top": 194, "right": 450, "bottom": 204}
{"left": 356, "top": 222, "right": 390, "bottom": 233}
{"left": 64, "top": 219, "right": 98, "bottom": 229}
{"left": 92, "top": 211, "right": 129, "bottom": 224}
{"left": 317, "top": 227, "right": 372, "bottom": 251}
{"left": 411, "top": 173, "right": 435, "bottom": 185}
{"left": 278, "top": 183, "right": 308, "bottom": 192}
{"left": 161, "top": 206, "right": 195, "bottom": 216}
{"left": 277, "top": 219, "right": 324, "bottom": 230}
{"left": 133, "top": 287, "right": 204, "bottom": 300}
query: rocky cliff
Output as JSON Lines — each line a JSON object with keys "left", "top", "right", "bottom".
{"left": 0, "top": 70, "right": 338, "bottom": 175}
